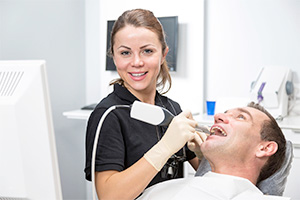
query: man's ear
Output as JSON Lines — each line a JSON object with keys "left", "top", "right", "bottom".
{"left": 256, "top": 141, "right": 278, "bottom": 158}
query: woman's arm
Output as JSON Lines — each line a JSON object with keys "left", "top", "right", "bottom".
{"left": 94, "top": 110, "right": 197, "bottom": 200}
{"left": 95, "top": 157, "right": 157, "bottom": 200}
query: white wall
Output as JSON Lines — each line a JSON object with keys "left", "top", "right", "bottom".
{"left": 87, "top": 0, "right": 300, "bottom": 115}
{"left": 205, "top": 0, "right": 300, "bottom": 103}
{"left": 0, "top": 1, "right": 87, "bottom": 199}
{"left": 86, "top": 0, "right": 205, "bottom": 113}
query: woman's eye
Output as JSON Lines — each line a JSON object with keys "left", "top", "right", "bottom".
{"left": 121, "top": 51, "right": 130, "bottom": 56}
{"left": 143, "top": 49, "right": 153, "bottom": 54}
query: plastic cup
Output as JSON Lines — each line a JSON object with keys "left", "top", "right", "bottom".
{"left": 206, "top": 101, "right": 216, "bottom": 115}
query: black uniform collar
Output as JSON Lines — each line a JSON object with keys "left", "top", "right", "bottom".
{"left": 113, "top": 83, "right": 167, "bottom": 107}
{"left": 113, "top": 83, "right": 138, "bottom": 104}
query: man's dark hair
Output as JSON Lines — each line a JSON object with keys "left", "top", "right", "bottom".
{"left": 247, "top": 102, "right": 286, "bottom": 183}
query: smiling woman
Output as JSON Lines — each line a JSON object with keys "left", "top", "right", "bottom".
{"left": 84, "top": 8, "right": 199, "bottom": 200}
{"left": 112, "top": 25, "right": 165, "bottom": 101}
{"left": 105, "top": 16, "right": 178, "bottom": 72}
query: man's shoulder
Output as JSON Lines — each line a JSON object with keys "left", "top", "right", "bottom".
{"left": 232, "top": 191, "right": 291, "bottom": 200}
{"left": 263, "top": 195, "right": 291, "bottom": 200}
{"left": 137, "top": 178, "right": 194, "bottom": 200}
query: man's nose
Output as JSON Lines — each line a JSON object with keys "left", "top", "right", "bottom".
{"left": 214, "top": 113, "right": 229, "bottom": 124}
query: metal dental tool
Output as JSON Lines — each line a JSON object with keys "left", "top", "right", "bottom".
{"left": 195, "top": 123, "right": 211, "bottom": 134}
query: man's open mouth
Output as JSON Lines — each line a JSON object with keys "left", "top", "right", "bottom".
{"left": 210, "top": 126, "right": 227, "bottom": 137}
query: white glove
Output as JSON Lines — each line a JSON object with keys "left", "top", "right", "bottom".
{"left": 144, "top": 110, "right": 197, "bottom": 171}
{"left": 187, "top": 131, "right": 208, "bottom": 160}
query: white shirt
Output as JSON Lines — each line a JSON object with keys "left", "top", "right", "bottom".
{"left": 138, "top": 172, "right": 290, "bottom": 200}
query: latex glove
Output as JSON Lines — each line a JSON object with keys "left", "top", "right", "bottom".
{"left": 187, "top": 131, "right": 208, "bottom": 160}
{"left": 144, "top": 110, "right": 197, "bottom": 171}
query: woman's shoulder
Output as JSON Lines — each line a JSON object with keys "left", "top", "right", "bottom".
{"left": 97, "top": 93, "right": 119, "bottom": 108}
{"left": 88, "top": 92, "right": 129, "bottom": 124}
{"left": 161, "top": 94, "right": 180, "bottom": 104}
{"left": 158, "top": 94, "right": 182, "bottom": 113}
{"left": 95, "top": 84, "right": 133, "bottom": 109}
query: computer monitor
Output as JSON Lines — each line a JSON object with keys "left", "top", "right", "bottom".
{"left": 0, "top": 60, "right": 62, "bottom": 200}
{"left": 105, "top": 16, "right": 179, "bottom": 71}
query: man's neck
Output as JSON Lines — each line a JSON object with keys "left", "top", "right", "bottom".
{"left": 211, "top": 163, "right": 260, "bottom": 185}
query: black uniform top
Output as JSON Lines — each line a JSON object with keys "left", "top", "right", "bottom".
{"left": 85, "top": 83, "right": 196, "bottom": 188}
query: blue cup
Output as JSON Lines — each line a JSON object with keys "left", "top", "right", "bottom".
{"left": 206, "top": 101, "right": 216, "bottom": 115}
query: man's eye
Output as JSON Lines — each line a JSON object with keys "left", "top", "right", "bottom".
{"left": 237, "top": 114, "right": 245, "bottom": 120}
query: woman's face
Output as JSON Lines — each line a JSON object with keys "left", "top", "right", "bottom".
{"left": 112, "top": 25, "right": 167, "bottom": 97}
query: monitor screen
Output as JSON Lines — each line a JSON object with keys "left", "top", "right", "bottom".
{"left": 105, "top": 16, "right": 178, "bottom": 72}
{"left": 0, "top": 60, "right": 62, "bottom": 200}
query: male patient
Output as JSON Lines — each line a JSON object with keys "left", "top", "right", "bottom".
{"left": 138, "top": 102, "right": 290, "bottom": 200}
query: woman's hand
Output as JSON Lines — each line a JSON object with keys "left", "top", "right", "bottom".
{"left": 187, "top": 131, "right": 208, "bottom": 160}
{"left": 144, "top": 110, "right": 197, "bottom": 171}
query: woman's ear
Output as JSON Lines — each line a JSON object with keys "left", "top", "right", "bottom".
{"left": 256, "top": 141, "right": 278, "bottom": 158}
{"left": 161, "top": 46, "right": 169, "bottom": 65}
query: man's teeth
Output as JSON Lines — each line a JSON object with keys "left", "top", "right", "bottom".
{"left": 131, "top": 72, "right": 146, "bottom": 77}
{"left": 210, "top": 127, "right": 227, "bottom": 136}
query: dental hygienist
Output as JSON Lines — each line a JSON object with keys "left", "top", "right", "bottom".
{"left": 84, "top": 9, "right": 200, "bottom": 200}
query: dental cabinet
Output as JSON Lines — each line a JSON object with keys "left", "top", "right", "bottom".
{"left": 64, "top": 110, "right": 300, "bottom": 200}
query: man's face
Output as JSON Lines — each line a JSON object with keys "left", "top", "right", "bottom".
{"left": 201, "top": 106, "right": 270, "bottom": 164}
